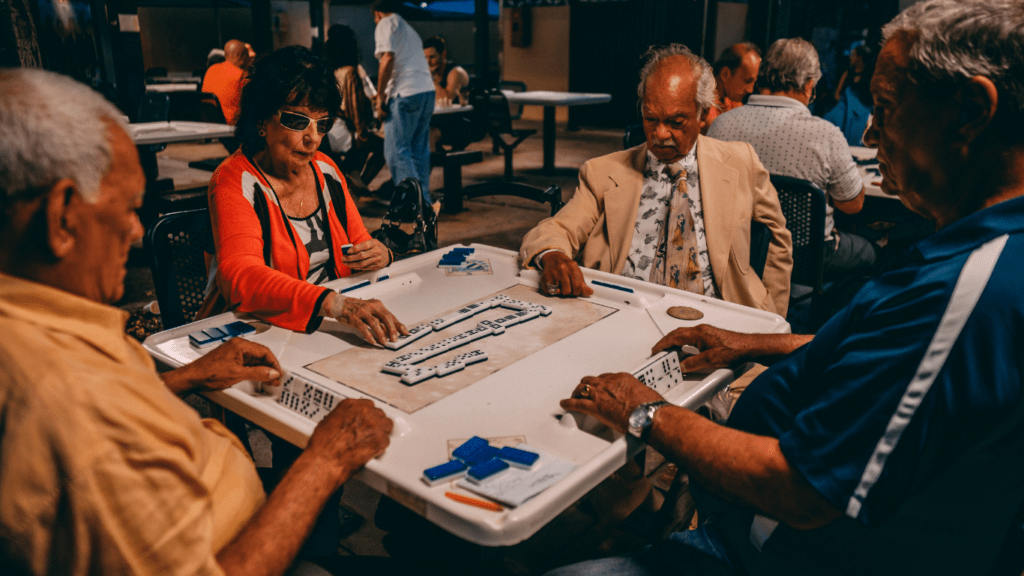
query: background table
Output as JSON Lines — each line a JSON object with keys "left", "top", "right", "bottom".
{"left": 143, "top": 245, "right": 788, "bottom": 546}
{"left": 503, "top": 91, "right": 612, "bottom": 174}
{"left": 146, "top": 83, "right": 199, "bottom": 93}
{"left": 128, "top": 121, "right": 234, "bottom": 146}
{"left": 849, "top": 146, "right": 889, "bottom": 199}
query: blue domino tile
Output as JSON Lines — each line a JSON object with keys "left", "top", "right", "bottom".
{"left": 467, "top": 458, "right": 510, "bottom": 484}
{"left": 204, "top": 326, "right": 227, "bottom": 339}
{"left": 422, "top": 459, "right": 468, "bottom": 486}
{"left": 222, "top": 321, "right": 256, "bottom": 337}
{"left": 498, "top": 446, "right": 540, "bottom": 469}
{"left": 452, "top": 437, "right": 490, "bottom": 461}
{"left": 463, "top": 444, "right": 500, "bottom": 465}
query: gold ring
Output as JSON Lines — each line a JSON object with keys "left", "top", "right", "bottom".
{"left": 580, "top": 384, "right": 591, "bottom": 398}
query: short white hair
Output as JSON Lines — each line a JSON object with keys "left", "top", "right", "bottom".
{"left": 759, "top": 38, "right": 822, "bottom": 93}
{"left": 638, "top": 44, "right": 717, "bottom": 115}
{"left": 883, "top": 0, "right": 1024, "bottom": 144}
{"left": 0, "top": 68, "right": 126, "bottom": 204}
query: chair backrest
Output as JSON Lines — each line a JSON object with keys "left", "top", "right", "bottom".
{"left": 458, "top": 181, "right": 563, "bottom": 217}
{"left": 498, "top": 80, "right": 527, "bottom": 120}
{"left": 770, "top": 174, "right": 826, "bottom": 291}
{"left": 144, "top": 208, "right": 216, "bottom": 330}
{"left": 138, "top": 93, "right": 170, "bottom": 123}
{"left": 168, "top": 91, "right": 227, "bottom": 124}
{"left": 485, "top": 89, "right": 516, "bottom": 134}
{"left": 749, "top": 220, "right": 770, "bottom": 279}
{"left": 623, "top": 123, "right": 646, "bottom": 149}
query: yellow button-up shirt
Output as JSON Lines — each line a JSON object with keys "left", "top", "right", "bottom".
{"left": 0, "top": 273, "right": 265, "bottom": 575}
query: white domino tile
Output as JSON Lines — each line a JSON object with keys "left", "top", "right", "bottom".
{"left": 477, "top": 319, "right": 504, "bottom": 334}
{"left": 453, "top": 349, "right": 488, "bottom": 365}
{"left": 401, "top": 366, "right": 437, "bottom": 385}
{"left": 277, "top": 373, "right": 346, "bottom": 422}
{"left": 382, "top": 360, "right": 414, "bottom": 375}
{"left": 631, "top": 351, "right": 684, "bottom": 393}
{"left": 385, "top": 323, "right": 433, "bottom": 350}
{"left": 435, "top": 359, "right": 466, "bottom": 376}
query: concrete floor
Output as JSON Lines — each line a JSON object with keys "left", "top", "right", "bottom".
{"left": 124, "top": 121, "right": 655, "bottom": 575}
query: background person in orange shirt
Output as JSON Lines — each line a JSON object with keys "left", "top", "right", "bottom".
{"left": 703, "top": 42, "right": 761, "bottom": 133}
{"left": 202, "top": 39, "right": 253, "bottom": 125}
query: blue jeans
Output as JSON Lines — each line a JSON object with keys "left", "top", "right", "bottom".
{"left": 384, "top": 90, "right": 434, "bottom": 205}
{"left": 543, "top": 526, "right": 737, "bottom": 576}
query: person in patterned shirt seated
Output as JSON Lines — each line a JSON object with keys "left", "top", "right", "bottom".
{"left": 519, "top": 43, "right": 792, "bottom": 318}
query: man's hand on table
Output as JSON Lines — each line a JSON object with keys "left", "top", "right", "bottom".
{"left": 560, "top": 373, "right": 665, "bottom": 433}
{"left": 539, "top": 251, "right": 594, "bottom": 297}
{"left": 304, "top": 398, "right": 393, "bottom": 490}
{"left": 162, "top": 338, "right": 283, "bottom": 396}
{"left": 342, "top": 239, "right": 391, "bottom": 271}
{"left": 323, "top": 291, "right": 408, "bottom": 347}
{"left": 652, "top": 325, "right": 815, "bottom": 371}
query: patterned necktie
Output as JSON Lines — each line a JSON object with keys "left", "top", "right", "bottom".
{"left": 658, "top": 164, "right": 704, "bottom": 294}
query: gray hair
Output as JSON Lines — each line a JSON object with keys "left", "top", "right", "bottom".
{"left": 883, "top": 0, "right": 1024, "bottom": 144}
{"left": 758, "top": 38, "right": 822, "bottom": 93}
{"left": 0, "top": 68, "right": 126, "bottom": 204}
{"left": 638, "top": 44, "right": 717, "bottom": 115}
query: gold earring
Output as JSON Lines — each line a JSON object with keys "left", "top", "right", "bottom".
{"left": 258, "top": 126, "right": 266, "bottom": 137}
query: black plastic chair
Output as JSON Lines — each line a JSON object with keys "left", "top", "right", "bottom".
{"left": 138, "top": 92, "right": 170, "bottom": 123}
{"left": 145, "top": 208, "right": 216, "bottom": 330}
{"left": 749, "top": 220, "right": 771, "bottom": 279}
{"left": 498, "top": 80, "right": 527, "bottom": 121}
{"left": 482, "top": 89, "right": 536, "bottom": 179}
{"left": 456, "top": 181, "right": 563, "bottom": 217}
{"left": 623, "top": 123, "right": 646, "bottom": 149}
{"left": 770, "top": 174, "right": 827, "bottom": 317}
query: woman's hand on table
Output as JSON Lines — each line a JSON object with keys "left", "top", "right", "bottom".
{"left": 343, "top": 239, "right": 391, "bottom": 271}
{"left": 323, "top": 291, "right": 408, "bottom": 346}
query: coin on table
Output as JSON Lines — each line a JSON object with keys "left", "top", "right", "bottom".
{"left": 667, "top": 306, "right": 704, "bottom": 321}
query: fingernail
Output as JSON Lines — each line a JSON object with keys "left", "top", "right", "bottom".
{"left": 267, "top": 369, "right": 281, "bottom": 379}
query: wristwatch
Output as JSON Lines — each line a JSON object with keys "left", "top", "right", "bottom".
{"left": 628, "top": 400, "right": 670, "bottom": 441}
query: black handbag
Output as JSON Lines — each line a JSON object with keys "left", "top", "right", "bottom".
{"left": 371, "top": 178, "right": 437, "bottom": 259}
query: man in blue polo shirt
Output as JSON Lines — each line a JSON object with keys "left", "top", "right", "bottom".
{"left": 549, "top": 1, "right": 1024, "bottom": 575}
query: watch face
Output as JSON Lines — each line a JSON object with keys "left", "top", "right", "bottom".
{"left": 628, "top": 405, "right": 650, "bottom": 437}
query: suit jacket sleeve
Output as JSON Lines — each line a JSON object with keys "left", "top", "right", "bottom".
{"left": 744, "top": 142, "right": 793, "bottom": 316}
{"left": 519, "top": 159, "right": 605, "bottom": 268}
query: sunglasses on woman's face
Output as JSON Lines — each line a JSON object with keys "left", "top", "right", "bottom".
{"left": 277, "top": 111, "right": 335, "bottom": 134}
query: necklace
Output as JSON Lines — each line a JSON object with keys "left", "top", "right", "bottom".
{"left": 253, "top": 154, "right": 307, "bottom": 217}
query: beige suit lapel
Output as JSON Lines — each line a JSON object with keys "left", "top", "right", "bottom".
{"left": 696, "top": 136, "right": 737, "bottom": 280}
{"left": 606, "top": 145, "right": 648, "bottom": 273}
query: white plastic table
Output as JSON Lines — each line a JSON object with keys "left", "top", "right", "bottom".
{"left": 128, "top": 121, "right": 235, "bottom": 146}
{"left": 143, "top": 245, "right": 788, "bottom": 546}
{"left": 849, "top": 146, "right": 894, "bottom": 200}
{"left": 145, "top": 83, "right": 199, "bottom": 93}
{"left": 503, "top": 91, "right": 612, "bottom": 174}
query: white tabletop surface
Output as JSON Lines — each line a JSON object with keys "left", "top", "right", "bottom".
{"left": 433, "top": 103, "right": 474, "bottom": 115}
{"left": 849, "top": 146, "right": 896, "bottom": 200}
{"left": 128, "top": 121, "right": 235, "bottom": 146}
{"left": 145, "top": 83, "right": 199, "bottom": 93}
{"left": 503, "top": 90, "right": 612, "bottom": 107}
{"left": 143, "top": 245, "right": 789, "bottom": 546}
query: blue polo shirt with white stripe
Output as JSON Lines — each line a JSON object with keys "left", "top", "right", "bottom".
{"left": 699, "top": 195, "right": 1024, "bottom": 575}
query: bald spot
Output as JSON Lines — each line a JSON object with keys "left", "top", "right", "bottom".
{"left": 646, "top": 56, "right": 699, "bottom": 104}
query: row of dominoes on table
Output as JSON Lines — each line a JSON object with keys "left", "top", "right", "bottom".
{"left": 381, "top": 295, "right": 553, "bottom": 385}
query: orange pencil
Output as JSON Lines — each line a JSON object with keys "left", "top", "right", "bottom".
{"left": 445, "top": 491, "right": 504, "bottom": 512}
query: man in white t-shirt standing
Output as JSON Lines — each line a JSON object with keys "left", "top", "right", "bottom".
{"left": 373, "top": 0, "right": 436, "bottom": 207}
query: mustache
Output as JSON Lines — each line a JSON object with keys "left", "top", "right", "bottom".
{"left": 651, "top": 137, "right": 677, "bottom": 147}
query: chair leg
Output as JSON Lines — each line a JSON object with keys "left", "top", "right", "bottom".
{"left": 492, "top": 135, "right": 500, "bottom": 155}
{"left": 503, "top": 147, "right": 514, "bottom": 180}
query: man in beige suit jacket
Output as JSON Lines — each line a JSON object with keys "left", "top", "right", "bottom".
{"left": 520, "top": 45, "right": 792, "bottom": 316}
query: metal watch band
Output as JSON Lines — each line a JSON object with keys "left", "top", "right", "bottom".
{"left": 629, "top": 400, "right": 670, "bottom": 440}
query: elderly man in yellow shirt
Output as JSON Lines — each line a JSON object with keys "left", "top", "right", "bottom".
{"left": 0, "top": 68, "right": 393, "bottom": 576}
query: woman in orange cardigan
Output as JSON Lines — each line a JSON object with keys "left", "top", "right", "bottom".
{"left": 205, "top": 46, "right": 406, "bottom": 345}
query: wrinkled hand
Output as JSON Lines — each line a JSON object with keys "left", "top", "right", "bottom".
{"left": 305, "top": 398, "right": 393, "bottom": 488}
{"left": 560, "top": 373, "right": 665, "bottom": 434}
{"left": 343, "top": 240, "right": 390, "bottom": 271}
{"left": 540, "top": 251, "right": 593, "bottom": 297}
{"left": 325, "top": 292, "right": 407, "bottom": 346}
{"left": 167, "top": 337, "right": 282, "bottom": 395}
{"left": 652, "top": 324, "right": 759, "bottom": 373}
